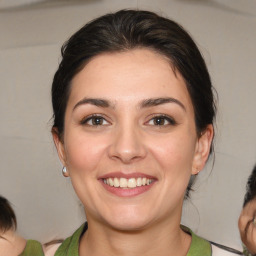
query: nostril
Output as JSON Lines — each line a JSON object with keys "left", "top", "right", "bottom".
{"left": 107, "top": 133, "right": 147, "bottom": 163}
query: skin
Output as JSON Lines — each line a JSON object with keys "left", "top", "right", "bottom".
{"left": 0, "top": 229, "right": 26, "bottom": 256}
{"left": 53, "top": 48, "right": 213, "bottom": 256}
{"left": 239, "top": 198, "right": 256, "bottom": 254}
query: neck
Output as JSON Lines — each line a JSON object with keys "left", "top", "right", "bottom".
{"left": 79, "top": 216, "right": 191, "bottom": 256}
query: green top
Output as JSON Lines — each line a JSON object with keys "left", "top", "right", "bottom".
{"left": 19, "top": 240, "right": 44, "bottom": 256}
{"left": 182, "top": 226, "right": 211, "bottom": 256}
{"left": 55, "top": 223, "right": 211, "bottom": 256}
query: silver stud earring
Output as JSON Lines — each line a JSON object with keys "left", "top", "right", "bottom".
{"left": 62, "top": 166, "right": 69, "bottom": 177}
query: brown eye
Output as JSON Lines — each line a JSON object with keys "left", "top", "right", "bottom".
{"left": 148, "top": 115, "right": 176, "bottom": 126}
{"left": 153, "top": 117, "right": 166, "bottom": 125}
{"left": 91, "top": 117, "right": 104, "bottom": 125}
{"left": 81, "top": 115, "right": 109, "bottom": 126}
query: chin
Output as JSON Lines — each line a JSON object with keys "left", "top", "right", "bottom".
{"left": 108, "top": 219, "right": 151, "bottom": 232}
{"left": 100, "top": 208, "right": 154, "bottom": 232}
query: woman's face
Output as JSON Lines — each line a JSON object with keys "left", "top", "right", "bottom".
{"left": 53, "top": 48, "right": 213, "bottom": 231}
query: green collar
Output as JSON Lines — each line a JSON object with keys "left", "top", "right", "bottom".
{"left": 19, "top": 240, "right": 44, "bottom": 256}
{"left": 54, "top": 224, "right": 86, "bottom": 256}
{"left": 182, "top": 226, "right": 211, "bottom": 256}
{"left": 55, "top": 223, "right": 211, "bottom": 256}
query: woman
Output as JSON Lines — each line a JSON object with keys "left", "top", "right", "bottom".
{"left": 50, "top": 9, "right": 233, "bottom": 256}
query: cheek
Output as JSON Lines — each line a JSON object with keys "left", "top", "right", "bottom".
{"left": 64, "top": 131, "right": 108, "bottom": 175}
{"left": 148, "top": 132, "right": 196, "bottom": 173}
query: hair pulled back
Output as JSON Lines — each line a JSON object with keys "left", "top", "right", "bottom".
{"left": 52, "top": 9, "right": 216, "bottom": 138}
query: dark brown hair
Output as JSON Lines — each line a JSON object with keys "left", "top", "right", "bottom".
{"left": 0, "top": 196, "right": 17, "bottom": 233}
{"left": 243, "top": 165, "right": 256, "bottom": 207}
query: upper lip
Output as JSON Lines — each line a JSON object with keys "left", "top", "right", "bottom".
{"left": 98, "top": 172, "right": 157, "bottom": 180}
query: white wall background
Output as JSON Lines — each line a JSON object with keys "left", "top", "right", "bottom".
{"left": 0, "top": 0, "right": 255, "bottom": 251}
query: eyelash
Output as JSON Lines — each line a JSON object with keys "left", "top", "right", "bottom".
{"left": 146, "top": 115, "right": 177, "bottom": 126}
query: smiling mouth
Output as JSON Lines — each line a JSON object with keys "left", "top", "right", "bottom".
{"left": 103, "top": 177, "right": 154, "bottom": 189}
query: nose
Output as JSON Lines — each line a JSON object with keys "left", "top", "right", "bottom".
{"left": 108, "top": 124, "right": 147, "bottom": 164}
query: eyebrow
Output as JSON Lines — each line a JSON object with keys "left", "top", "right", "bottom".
{"left": 73, "top": 98, "right": 112, "bottom": 111}
{"left": 140, "top": 97, "right": 186, "bottom": 111}
{"left": 73, "top": 97, "right": 186, "bottom": 112}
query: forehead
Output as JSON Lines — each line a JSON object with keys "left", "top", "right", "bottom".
{"left": 68, "top": 48, "right": 193, "bottom": 110}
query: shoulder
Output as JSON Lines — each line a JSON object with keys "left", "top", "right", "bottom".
{"left": 182, "top": 226, "right": 243, "bottom": 256}
{"left": 182, "top": 226, "right": 211, "bottom": 256}
{"left": 54, "top": 223, "right": 87, "bottom": 256}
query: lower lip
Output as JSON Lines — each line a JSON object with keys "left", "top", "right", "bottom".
{"left": 100, "top": 180, "right": 155, "bottom": 197}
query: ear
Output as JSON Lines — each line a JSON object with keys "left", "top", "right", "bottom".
{"left": 191, "top": 124, "right": 214, "bottom": 175}
{"left": 52, "top": 127, "right": 68, "bottom": 168}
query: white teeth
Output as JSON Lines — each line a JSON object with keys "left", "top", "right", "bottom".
{"left": 120, "top": 178, "right": 127, "bottom": 188}
{"left": 103, "top": 177, "right": 153, "bottom": 188}
{"left": 128, "top": 178, "right": 136, "bottom": 188}
{"left": 137, "top": 177, "right": 142, "bottom": 187}
{"left": 113, "top": 178, "right": 120, "bottom": 187}
{"left": 109, "top": 178, "right": 114, "bottom": 186}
